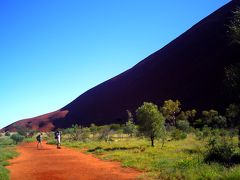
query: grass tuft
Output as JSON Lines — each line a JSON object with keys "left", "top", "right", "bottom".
{"left": 0, "top": 137, "right": 19, "bottom": 180}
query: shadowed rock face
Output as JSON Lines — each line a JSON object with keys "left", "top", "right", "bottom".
{"left": 3, "top": 0, "right": 240, "bottom": 132}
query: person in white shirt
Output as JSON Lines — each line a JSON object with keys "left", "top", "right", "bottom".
{"left": 54, "top": 130, "right": 61, "bottom": 149}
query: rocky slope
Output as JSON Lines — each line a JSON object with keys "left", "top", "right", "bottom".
{"left": 3, "top": 0, "right": 240, "bottom": 132}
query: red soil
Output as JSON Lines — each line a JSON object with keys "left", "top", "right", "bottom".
{"left": 7, "top": 142, "right": 141, "bottom": 180}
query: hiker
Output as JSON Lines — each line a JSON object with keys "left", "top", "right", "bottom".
{"left": 54, "top": 130, "right": 61, "bottom": 149}
{"left": 36, "top": 132, "right": 43, "bottom": 149}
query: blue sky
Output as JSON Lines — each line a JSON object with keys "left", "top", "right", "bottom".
{"left": 0, "top": 0, "right": 231, "bottom": 128}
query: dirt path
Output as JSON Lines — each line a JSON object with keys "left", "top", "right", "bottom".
{"left": 7, "top": 141, "right": 141, "bottom": 180}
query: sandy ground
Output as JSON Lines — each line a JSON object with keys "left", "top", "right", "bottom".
{"left": 7, "top": 141, "right": 141, "bottom": 180}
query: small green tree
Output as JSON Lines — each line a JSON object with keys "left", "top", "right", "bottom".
{"left": 90, "top": 123, "right": 99, "bottom": 138}
{"left": 202, "top": 110, "right": 228, "bottom": 128}
{"left": 136, "top": 102, "right": 166, "bottom": 147}
{"left": 124, "top": 110, "right": 137, "bottom": 137}
{"left": 160, "top": 99, "right": 181, "bottom": 126}
{"left": 202, "top": 110, "right": 218, "bottom": 127}
{"left": 212, "top": 115, "right": 227, "bottom": 128}
{"left": 185, "top": 109, "right": 197, "bottom": 123}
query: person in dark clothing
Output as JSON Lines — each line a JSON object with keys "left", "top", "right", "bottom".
{"left": 36, "top": 132, "right": 43, "bottom": 149}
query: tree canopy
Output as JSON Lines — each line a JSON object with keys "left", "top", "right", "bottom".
{"left": 136, "top": 102, "right": 166, "bottom": 147}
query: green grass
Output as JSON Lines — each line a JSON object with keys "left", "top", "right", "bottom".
{"left": 0, "top": 137, "right": 19, "bottom": 180}
{"left": 56, "top": 134, "right": 240, "bottom": 180}
{"left": 23, "top": 137, "right": 36, "bottom": 143}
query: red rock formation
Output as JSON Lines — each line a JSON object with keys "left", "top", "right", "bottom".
{"left": 3, "top": 0, "right": 240, "bottom": 131}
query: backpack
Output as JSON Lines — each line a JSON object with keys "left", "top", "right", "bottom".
{"left": 36, "top": 135, "right": 41, "bottom": 141}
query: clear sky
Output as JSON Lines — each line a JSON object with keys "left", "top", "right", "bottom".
{"left": 0, "top": 0, "right": 231, "bottom": 128}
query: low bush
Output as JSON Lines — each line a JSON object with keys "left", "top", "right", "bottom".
{"left": 204, "top": 135, "right": 239, "bottom": 166}
{"left": 171, "top": 128, "right": 187, "bottom": 140}
{"left": 176, "top": 120, "right": 190, "bottom": 132}
{"left": 98, "top": 126, "right": 114, "bottom": 142}
{"left": 10, "top": 133, "right": 24, "bottom": 144}
{"left": 205, "top": 141, "right": 234, "bottom": 165}
{"left": 0, "top": 137, "right": 18, "bottom": 180}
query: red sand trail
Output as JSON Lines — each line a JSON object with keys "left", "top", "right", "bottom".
{"left": 7, "top": 142, "right": 141, "bottom": 180}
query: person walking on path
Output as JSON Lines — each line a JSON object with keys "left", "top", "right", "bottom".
{"left": 54, "top": 130, "right": 61, "bottom": 149}
{"left": 36, "top": 132, "right": 43, "bottom": 149}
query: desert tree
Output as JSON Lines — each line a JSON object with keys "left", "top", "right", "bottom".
{"left": 136, "top": 102, "right": 166, "bottom": 147}
{"left": 202, "top": 110, "right": 218, "bottom": 125}
{"left": 185, "top": 109, "right": 197, "bottom": 123}
{"left": 201, "top": 110, "right": 227, "bottom": 128}
{"left": 90, "top": 123, "right": 99, "bottom": 138}
{"left": 228, "top": 7, "right": 240, "bottom": 44}
{"left": 160, "top": 99, "right": 181, "bottom": 126}
{"left": 224, "top": 63, "right": 240, "bottom": 102}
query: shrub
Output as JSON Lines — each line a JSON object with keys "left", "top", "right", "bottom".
{"left": 171, "top": 128, "right": 187, "bottom": 140}
{"left": 10, "top": 133, "right": 24, "bottom": 144}
{"left": 90, "top": 123, "right": 99, "bottom": 135}
{"left": 204, "top": 133, "right": 240, "bottom": 166}
{"left": 68, "top": 125, "right": 81, "bottom": 141}
{"left": 194, "top": 118, "right": 204, "bottom": 128}
{"left": 194, "top": 129, "right": 203, "bottom": 140}
{"left": 231, "top": 152, "right": 240, "bottom": 164}
{"left": 80, "top": 128, "right": 91, "bottom": 142}
{"left": 98, "top": 126, "right": 114, "bottom": 142}
{"left": 194, "top": 127, "right": 214, "bottom": 140}
{"left": 176, "top": 120, "right": 190, "bottom": 132}
{"left": 109, "top": 124, "right": 121, "bottom": 131}
{"left": 66, "top": 125, "right": 91, "bottom": 142}
{"left": 205, "top": 140, "right": 235, "bottom": 165}
{"left": 124, "top": 119, "right": 137, "bottom": 137}
{"left": 202, "top": 125, "right": 211, "bottom": 139}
